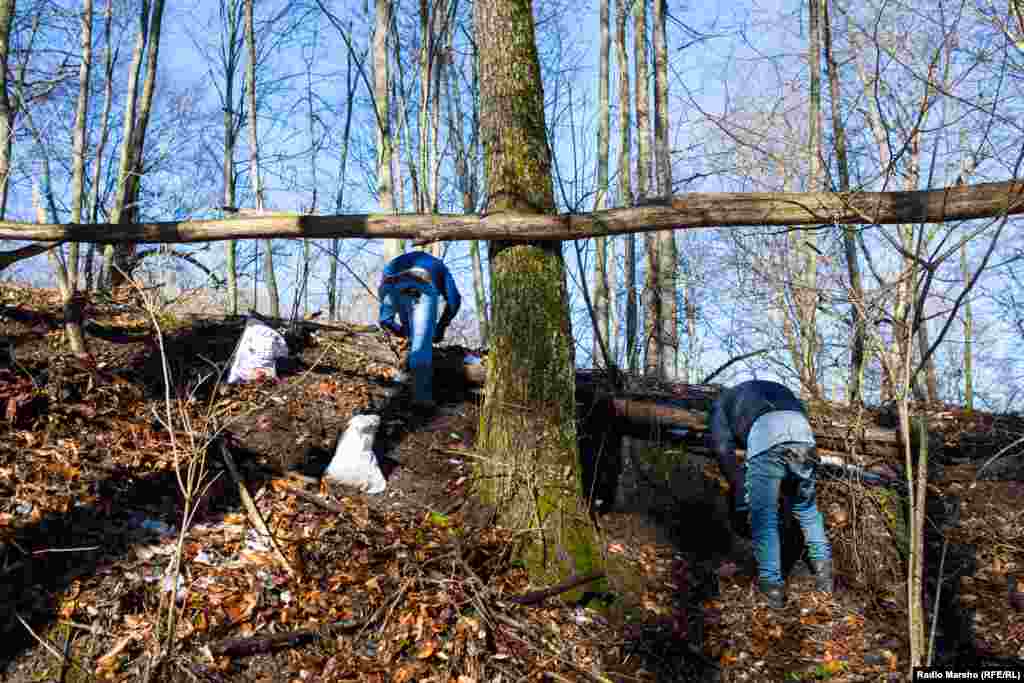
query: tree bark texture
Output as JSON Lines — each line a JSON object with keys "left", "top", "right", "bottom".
{"left": 474, "top": 0, "right": 595, "bottom": 591}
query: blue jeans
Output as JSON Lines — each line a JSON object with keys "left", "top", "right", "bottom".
{"left": 378, "top": 278, "right": 439, "bottom": 404}
{"left": 743, "top": 444, "right": 831, "bottom": 585}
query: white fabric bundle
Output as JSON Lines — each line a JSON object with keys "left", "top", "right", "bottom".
{"left": 323, "top": 414, "right": 387, "bottom": 494}
{"left": 227, "top": 318, "right": 290, "bottom": 384}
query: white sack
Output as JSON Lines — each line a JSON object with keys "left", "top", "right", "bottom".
{"left": 227, "top": 318, "right": 290, "bottom": 384}
{"left": 323, "top": 414, "right": 387, "bottom": 494}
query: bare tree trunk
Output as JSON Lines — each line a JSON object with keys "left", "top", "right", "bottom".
{"left": 16, "top": 33, "right": 75, "bottom": 338}
{"left": 418, "top": 0, "right": 430, "bottom": 213}
{"left": 329, "top": 20, "right": 356, "bottom": 321}
{"left": 476, "top": 0, "right": 594, "bottom": 593}
{"left": 616, "top": 0, "right": 637, "bottom": 373}
{"left": 245, "top": 0, "right": 279, "bottom": 317}
{"left": 0, "top": 0, "right": 14, "bottom": 220}
{"left": 393, "top": 45, "right": 408, "bottom": 215}
{"left": 592, "top": 0, "right": 611, "bottom": 367}
{"left": 85, "top": 0, "right": 114, "bottom": 292}
{"left": 635, "top": 0, "right": 660, "bottom": 377}
{"left": 103, "top": 0, "right": 149, "bottom": 288}
{"left": 653, "top": 0, "right": 675, "bottom": 379}
{"left": 221, "top": 0, "right": 244, "bottom": 315}
{"left": 957, "top": 132, "right": 975, "bottom": 416}
{"left": 823, "top": 0, "right": 865, "bottom": 405}
{"left": 447, "top": 30, "right": 487, "bottom": 343}
{"left": 67, "top": 0, "right": 93, "bottom": 291}
{"left": 917, "top": 317, "right": 939, "bottom": 401}
{"left": 796, "top": 0, "right": 823, "bottom": 398}
{"left": 378, "top": 0, "right": 402, "bottom": 262}
{"left": 961, "top": 240, "right": 973, "bottom": 414}
{"left": 32, "top": 158, "right": 87, "bottom": 354}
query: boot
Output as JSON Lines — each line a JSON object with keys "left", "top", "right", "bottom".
{"left": 810, "top": 558, "right": 833, "bottom": 593}
{"left": 757, "top": 580, "right": 786, "bottom": 609}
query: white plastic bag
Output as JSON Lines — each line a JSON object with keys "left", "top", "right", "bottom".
{"left": 227, "top": 318, "right": 290, "bottom": 384}
{"left": 323, "top": 414, "right": 387, "bottom": 494}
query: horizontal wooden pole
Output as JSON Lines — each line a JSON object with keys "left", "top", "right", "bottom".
{"left": 0, "top": 180, "right": 1019, "bottom": 244}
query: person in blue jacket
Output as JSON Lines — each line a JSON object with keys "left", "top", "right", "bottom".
{"left": 378, "top": 251, "right": 462, "bottom": 410}
{"left": 709, "top": 379, "right": 833, "bottom": 608}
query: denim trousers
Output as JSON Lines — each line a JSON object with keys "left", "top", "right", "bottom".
{"left": 743, "top": 445, "right": 832, "bottom": 585}
{"left": 378, "top": 278, "right": 439, "bottom": 404}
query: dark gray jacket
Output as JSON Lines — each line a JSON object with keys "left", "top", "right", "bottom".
{"left": 708, "top": 380, "right": 814, "bottom": 488}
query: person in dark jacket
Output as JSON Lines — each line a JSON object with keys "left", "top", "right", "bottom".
{"left": 378, "top": 251, "right": 462, "bottom": 409}
{"left": 709, "top": 379, "right": 833, "bottom": 608}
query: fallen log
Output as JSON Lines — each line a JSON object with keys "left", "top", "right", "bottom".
{"left": 317, "top": 327, "right": 917, "bottom": 459}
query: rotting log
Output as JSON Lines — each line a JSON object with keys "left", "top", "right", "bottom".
{"left": 0, "top": 180, "right": 1019, "bottom": 244}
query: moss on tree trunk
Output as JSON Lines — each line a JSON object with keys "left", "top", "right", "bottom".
{"left": 474, "top": 0, "right": 601, "bottom": 592}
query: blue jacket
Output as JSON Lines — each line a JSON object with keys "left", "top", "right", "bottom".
{"left": 709, "top": 380, "right": 812, "bottom": 487}
{"left": 379, "top": 251, "right": 462, "bottom": 336}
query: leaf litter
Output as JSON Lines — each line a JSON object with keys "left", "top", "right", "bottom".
{"left": 0, "top": 284, "right": 1021, "bottom": 682}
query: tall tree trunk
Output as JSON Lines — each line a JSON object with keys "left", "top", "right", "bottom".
{"left": 245, "top": 0, "right": 279, "bottom": 317}
{"left": 86, "top": 0, "right": 115, "bottom": 292}
{"left": 653, "top": 0, "right": 676, "bottom": 379}
{"left": 0, "top": 0, "right": 14, "bottom": 220}
{"left": 68, "top": 0, "right": 93, "bottom": 291}
{"left": 329, "top": 20, "right": 356, "bottom": 321}
{"left": 592, "top": 0, "right": 611, "bottom": 367}
{"left": 635, "top": 0, "right": 660, "bottom": 377}
{"left": 112, "top": 0, "right": 165, "bottom": 290}
{"left": 475, "top": 0, "right": 594, "bottom": 590}
{"left": 957, "top": 132, "right": 975, "bottom": 416}
{"left": 797, "top": 0, "right": 823, "bottom": 398}
{"left": 616, "top": 0, "right": 637, "bottom": 373}
{"left": 104, "top": 0, "right": 150, "bottom": 288}
{"left": 447, "top": 34, "right": 487, "bottom": 343}
{"left": 418, "top": 0, "right": 430, "bottom": 213}
{"left": 822, "top": 0, "right": 865, "bottom": 405}
{"left": 961, "top": 240, "right": 973, "bottom": 415}
{"left": 222, "top": 0, "right": 243, "bottom": 315}
{"left": 378, "top": 0, "right": 402, "bottom": 261}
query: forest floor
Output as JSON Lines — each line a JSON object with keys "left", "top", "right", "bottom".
{"left": 0, "top": 284, "right": 1021, "bottom": 682}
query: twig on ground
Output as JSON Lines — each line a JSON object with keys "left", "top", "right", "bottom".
{"left": 15, "top": 613, "right": 87, "bottom": 675}
{"left": 277, "top": 482, "right": 346, "bottom": 514}
{"left": 976, "top": 435, "right": 1024, "bottom": 479}
{"left": 218, "top": 440, "right": 298, "bottom": 579}
{"left": 206, "top": 618, "right": 365, "bottom": 658}
{"left": 504, "top": 572, "right": 606, "bottom": 606}
{"left": 207, "top": 579, "right": 401, "bottom": 659}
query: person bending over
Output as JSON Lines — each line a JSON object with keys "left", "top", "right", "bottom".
{"left": 709, "top": 379, "right": 833, "bottom": 608}
{"left": 378, "top": 250, "right": 461, "bottom": 410}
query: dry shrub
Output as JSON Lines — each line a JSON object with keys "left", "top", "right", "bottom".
{"left": 818, "top": 477, "right": 906, "bottom": 598}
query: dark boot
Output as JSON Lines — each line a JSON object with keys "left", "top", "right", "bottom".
{"left": 757, "top": 580, "right": 786, "bottom": 609}
{"left": 810, "top": 558, "right": 833, "bottom": 593}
